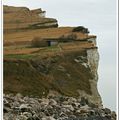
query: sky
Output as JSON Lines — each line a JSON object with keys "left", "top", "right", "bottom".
{"left": 3, "top": 0, "right": 117, "bottom": 111}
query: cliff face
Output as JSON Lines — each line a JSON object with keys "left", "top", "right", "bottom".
{"left": 4, "top": 43, "right": 102, "bottom": 107}
{"left": 3, "top": 5, "right": 102, "bottom": 107}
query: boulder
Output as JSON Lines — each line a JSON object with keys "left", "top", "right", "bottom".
{"left": 20, "top": 104, "right": 30, "bottom": 112}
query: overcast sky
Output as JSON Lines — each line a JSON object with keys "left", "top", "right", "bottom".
{"left": 3, "top": 0, "right": 117, "bottom": 111}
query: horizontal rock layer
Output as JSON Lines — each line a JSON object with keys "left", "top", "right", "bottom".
{"left": 3, "top": 5, "right": 58, "bottom": 32}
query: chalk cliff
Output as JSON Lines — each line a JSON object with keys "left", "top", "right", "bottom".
{"left": 4, "top": 5, "right": 102, "bottom": 107}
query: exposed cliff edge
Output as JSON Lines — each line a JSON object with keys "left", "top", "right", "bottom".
{"left": 4, "top": 5, "right": 58, "bottom": 33}
{"left": 4, "top": 5, "right": 101, "bottom": 108}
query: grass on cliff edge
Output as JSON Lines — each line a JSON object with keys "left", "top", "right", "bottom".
{"left": 4, "top": 54, "right": 35, "bottom": 59}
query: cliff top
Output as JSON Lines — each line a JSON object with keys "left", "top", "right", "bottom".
{"left": 4, "top": 5, "right": 57, "bottom": 31}
{"left": 4, "top": 5, "right": 97, "bottom": 56}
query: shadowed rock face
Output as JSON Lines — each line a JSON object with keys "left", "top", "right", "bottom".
{"left": 4, "top": 5, "right": 102, "bottom": 108}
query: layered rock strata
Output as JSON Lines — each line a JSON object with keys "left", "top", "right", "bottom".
{"left": 4, "top": 5, "right": 58, "bottom": 32}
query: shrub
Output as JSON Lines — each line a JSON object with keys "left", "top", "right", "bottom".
{"left": 67, "top": 34, "right": 77, "bottom": 40}
{"left": 31, "top": 37, "right": 47, "bottom": 47}
{"left": 59, "top": 34, "right": 77, "bottom": 42}
{"left": 72, "top": 26, "right": 90, "bottom": 33}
